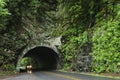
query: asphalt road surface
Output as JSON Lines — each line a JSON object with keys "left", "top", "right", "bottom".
{"left": 2, "top": 71, "right": 119, "bottom": 80}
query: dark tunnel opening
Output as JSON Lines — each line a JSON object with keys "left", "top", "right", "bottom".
{"left": 20, "top": 46, "right": 59, "bottom": 72}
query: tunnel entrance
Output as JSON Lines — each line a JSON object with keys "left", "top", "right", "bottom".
{"left": 18, "top": 46, "right": 59, "bottom": 72}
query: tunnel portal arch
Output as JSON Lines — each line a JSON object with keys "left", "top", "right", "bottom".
{"left": 16, "top": 45, "right": 61, "bottom": 72}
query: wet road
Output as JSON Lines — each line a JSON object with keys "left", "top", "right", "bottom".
{"left": 2, "top": 71, "right": 119, "bottom": 80}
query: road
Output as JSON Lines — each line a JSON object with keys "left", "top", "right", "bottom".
{"left": 2, "top": 71, "right": 119, "bottom": 80}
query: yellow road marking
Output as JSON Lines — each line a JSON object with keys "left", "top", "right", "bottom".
{"left": 44, "top": 72, "right": 81, "bottom": 80}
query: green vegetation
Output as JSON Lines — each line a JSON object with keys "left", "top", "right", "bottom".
{"left": 20, "top": 57, "right": 33, "bottom": 66}
{"left": 54, "top": 0, "right": 120, "bottom": 73}
{"left": 0, "top": 0, "right": 58, "bottom": 72}
{"left": 0, "top": 0, "right": 120, "bottom": 75}
{"left": 92, "top": 20, "right": 120, "bottom": 73}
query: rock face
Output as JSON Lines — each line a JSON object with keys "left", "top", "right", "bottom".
{"left": 76, "top": 42, "right": 92, "bottom": 72}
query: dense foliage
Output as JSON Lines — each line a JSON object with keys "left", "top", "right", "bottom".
{"left": 54, "top": 0, "right": 120, "bottom": 73}
{"left": 0, "top": 0, "right": 120, "bottom": 74}
{"left": 91, "top": 3, "right": 120, "bottom": 73}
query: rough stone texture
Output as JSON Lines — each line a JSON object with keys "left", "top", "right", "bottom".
{"left": 76, "top": 42, "right": 92, "bottom": 72}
